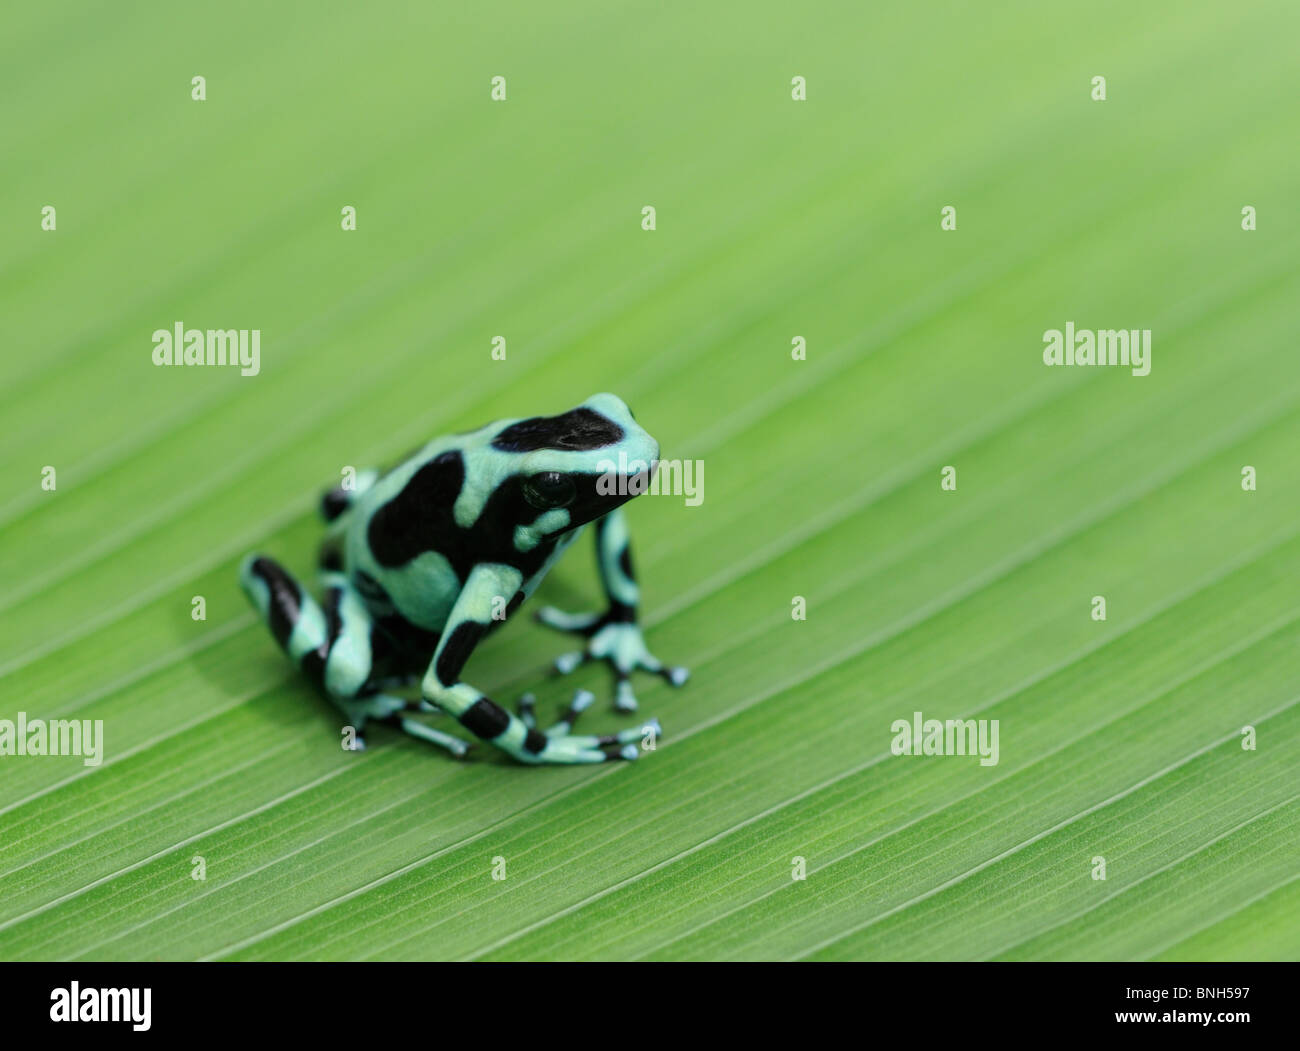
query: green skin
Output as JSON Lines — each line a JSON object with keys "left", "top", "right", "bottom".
{"left": 240, "top": 393, "right": 688, "bottom": 765}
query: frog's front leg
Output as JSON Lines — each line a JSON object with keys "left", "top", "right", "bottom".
{"left": 536, "top": 507, "right": 688, "bottom": 712}
{"left": 422, "top": 563, "right": 648, "bottom": 764}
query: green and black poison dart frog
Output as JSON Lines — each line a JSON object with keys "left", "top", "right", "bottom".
{"left": 239, "top": 393, "right": 688, "bottom": 765}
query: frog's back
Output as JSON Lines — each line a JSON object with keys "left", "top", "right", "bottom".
{"left": 342, "top": 433, "right": 480, "bottom": 634}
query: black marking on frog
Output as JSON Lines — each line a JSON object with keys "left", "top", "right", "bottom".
{"left": 459, "top": 697, "right": 512, "bottom": 739}
{"left": 249, "top": 557, "right": 302, "bottom": 650}
{"left": 491, "top": 408, "right": 624, "bottom": 453}
{"left": 436, "top": 619, "right": 489, "bottom": 687}
{"left": 368, "top": 453, "right": 571, "bottom": 580}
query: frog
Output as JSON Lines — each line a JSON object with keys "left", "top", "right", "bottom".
{"left": 238, "top": 392, "right": 688, "bottom": 765}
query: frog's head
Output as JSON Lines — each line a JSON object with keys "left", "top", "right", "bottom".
{"left": 488, "top": 392, "right": 659, "bottom": 542}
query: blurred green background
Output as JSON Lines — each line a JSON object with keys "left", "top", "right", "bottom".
{"left": 1, "top": 0, "right": 1298, "bottom": 960}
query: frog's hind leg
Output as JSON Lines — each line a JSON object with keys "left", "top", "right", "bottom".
{"left": 241, "top": 556, "right": 468, "bottom": 757}
{"left": 316, "top": 571, "right": 469, "bottom": 757}
{"left": 240, "top": 555, "right": 337, "bottom": 689}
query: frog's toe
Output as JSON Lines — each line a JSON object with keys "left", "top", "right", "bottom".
{"left": 544, "top": 689, "right": 595, "bottom": 735}
{"left": 555, "top": 728, "right": 653, "bottom": 763}
{"left": 552, "top": 649, "right": 590, "bottom": 675}
{"left": 533, "top": 736, "right": 637, "bottom": 764}
{"left": 614, "top": 676, "right": 639, "bottom": 713}
{"left": 596, "top": 742, "right": 641, "bottom": 762}
{"left": 661, "top": 664, "right": 690, "bottom": 688}
{"left": 535, "top": 606, "right": 602, "bottom": 637}
{"left": 602, "top": 717, "right": 659, "bottom": 746}
{"left": 596, "top": 718, "right": 661, "bottom": 755}
{"left": 517, "top": 692, "right": 537, "bottom": 728}
{"left": 623, "top": 650, "right": 689, "bottom": 689}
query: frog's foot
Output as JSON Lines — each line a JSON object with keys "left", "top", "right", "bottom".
{"left": 516, "top": 688, "right": 659, "bottom": 759}
{"left": 535, "top": 607, "right": 689, "bottom": 713}
{"left": 345, "top": 694, "right": 471, "bottom": 759}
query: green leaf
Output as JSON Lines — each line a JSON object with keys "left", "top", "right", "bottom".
{"left": 1, "top": 0, "right": 1297, "bottom": 961}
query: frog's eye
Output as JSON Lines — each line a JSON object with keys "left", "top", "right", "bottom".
{"left": 522, "top": 471, "right": 577, "bottom": 510}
